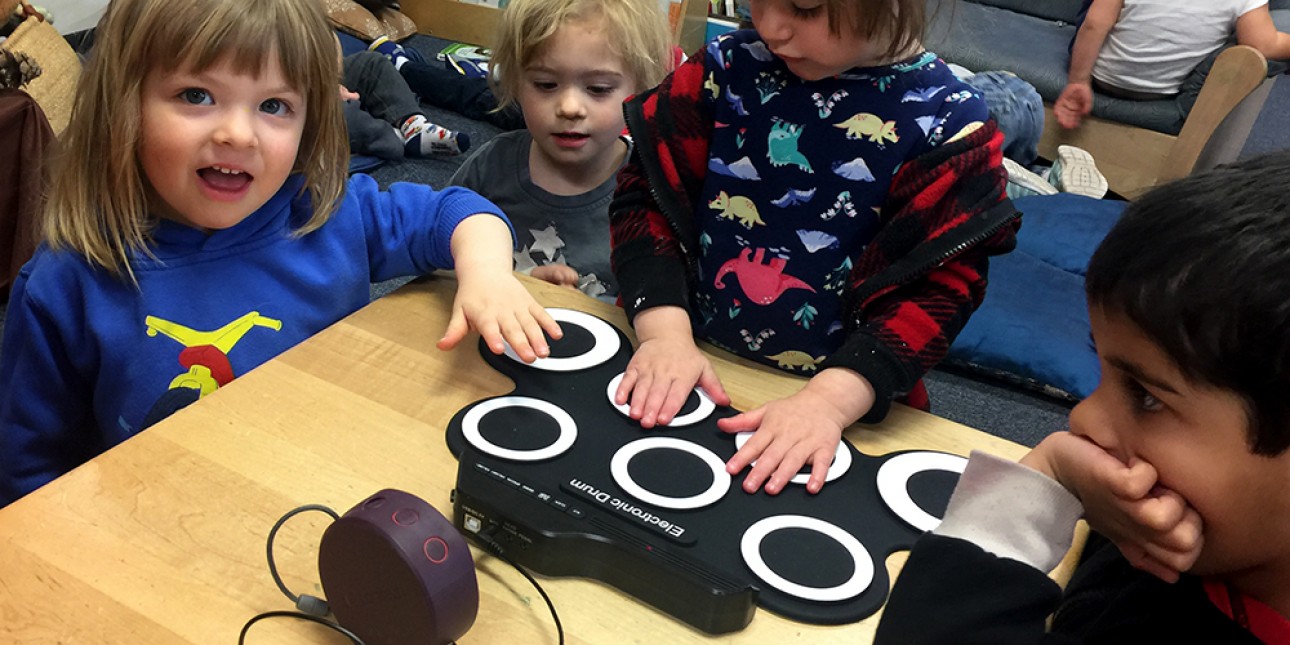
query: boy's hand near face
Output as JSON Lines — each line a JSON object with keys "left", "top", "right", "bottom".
{"left": 719, "top": 367, "right": 875, "bottom": 495}
{"left": 615, "top": 306, "right": 731, "bottom": 428}
{"left": 440, "top": 214, "right": 563, "bottom": 362}
{"left": 1021, "top": 432, "right": 1205, "bottom": 582}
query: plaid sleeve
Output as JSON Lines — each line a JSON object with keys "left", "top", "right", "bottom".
{"left": 823, "top": 123, "right": 1018, "bottom": 422}
{"left": 610, "top": 48, "right": 714, "bottom": 322}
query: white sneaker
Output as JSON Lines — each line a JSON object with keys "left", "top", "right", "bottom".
{"left": 1049, "top": 145, "right": 1108, "bottom": 199}
{"left": 1003, "top": 157, "right": 1058, "bottom": 200}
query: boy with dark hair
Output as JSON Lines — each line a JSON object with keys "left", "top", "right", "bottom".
{"left": 875, "top": 151, "right": 1290, "bottom": 643}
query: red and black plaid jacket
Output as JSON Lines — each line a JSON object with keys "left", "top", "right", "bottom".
{"left": 610, "top": 57, "right": 1021, "bottom": 422}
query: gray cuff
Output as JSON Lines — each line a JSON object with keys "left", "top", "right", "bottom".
{"left": 933, "top": 451, "right": 1084, "bottom": 573}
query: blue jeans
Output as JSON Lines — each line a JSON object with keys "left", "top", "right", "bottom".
{"left": 967, "top": 71, "right": 1044, "bottom": 167}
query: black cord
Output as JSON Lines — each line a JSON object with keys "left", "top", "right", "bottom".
{"left": 475, "top": 529, "right": 564, "bottom": 645}
{"left": 265, "top": 504, "right": 340, "bottom": 615}
{"left": 254, "top": 505, "right": 558, "bottom": 644}
{"left": 237, "top": 610, "right": 365, "bottom": 644}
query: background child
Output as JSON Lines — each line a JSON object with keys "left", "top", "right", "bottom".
{"left": 340, "top": 49, "right": 471, "bottom": 159}
{"left": 876, "top": 151, "right": 1290, "bottom": 642}
{"left": 0, "top": 0, "right": 560, "bottom": 506}
{"left": 610, "top": 0, "right": 1019, "bottom": 494}
{"left": 447, "top": 0, "right": 673, "bottom": 301}
{"left": 1056, "top": 0, "right": 1290, "bottom": 129}
{"left": 368, "top": 34, "right": 527, "bottom": 132}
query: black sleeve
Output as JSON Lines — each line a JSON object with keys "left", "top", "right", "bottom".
{"left": 875, "top": 534, "right": 1075, "bottom": 645}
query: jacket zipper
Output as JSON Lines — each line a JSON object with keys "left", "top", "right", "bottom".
{"left": 623, "top": 98, "right": 697, "bottom": 277}
{"left": 852, "top": 200, "right": 1022, "bottom": 309}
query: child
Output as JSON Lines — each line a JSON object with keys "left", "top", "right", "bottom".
{"left": 369, "top": 35, "right": 527, "bottom": 132}
{"left": 0, "top": 0, "right": 561, "bottom": 506}
{"left": 610, "top": 0, "right": 1020, "bottom": 495}
{"left": 875, "top": 151, "right": 1290, "bottom": 642}
{"left": 1056, "top": 0, "right": 1290, "bottom": 129}
{"left": 446, "top": 0, "right": 673, "bottom": 301}
{"left": 340, "top": 49, "right": 471, "bottom": 159}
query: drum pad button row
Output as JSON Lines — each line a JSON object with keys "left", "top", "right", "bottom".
{"left": 474, "top": 462, "right": 586, "bottom": 519}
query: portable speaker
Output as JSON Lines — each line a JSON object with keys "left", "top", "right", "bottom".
{"left": 318, "top": 489, "right": 479, "bottom": 645}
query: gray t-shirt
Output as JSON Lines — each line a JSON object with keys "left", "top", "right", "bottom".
{"left": 449, "top": 130, "right": 625, "bottom": 302}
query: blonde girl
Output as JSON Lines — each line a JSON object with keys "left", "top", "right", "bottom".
{"left": 0, "top": 0, "right": 559, "bottom": 506}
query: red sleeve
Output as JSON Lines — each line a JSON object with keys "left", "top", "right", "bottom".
{"left": 822, "top": 123, "right": 1018, "bottom": 421}
{"left": 610, "top": 49, "right": 713, "bottom": 322}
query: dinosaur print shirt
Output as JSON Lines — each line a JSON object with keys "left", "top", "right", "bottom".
{"left": 0, "top": 175, "right": 506, "bottom": 505}
{"left": 691, "top": 32, "right": 989, "bottom": 373}
{"left": 611, "top": 29, "right": 1017, "bottom": 422}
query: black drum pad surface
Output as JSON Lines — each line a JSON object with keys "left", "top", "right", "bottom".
{"left": 445, "top": 309, "right": 965, "bottom": 630}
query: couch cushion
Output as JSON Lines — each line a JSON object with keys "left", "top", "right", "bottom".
{"left": 959, "top": 0, "right": 1084, "bottom": 24}
{"left": 946, "top": 194, "right": 1126, "bottom": 401}
{"left": 925, "top": 1, "right": 1185, "bottom": 134}
{"left": 1274, "top": 9, "right": 1290, "bottom": 31}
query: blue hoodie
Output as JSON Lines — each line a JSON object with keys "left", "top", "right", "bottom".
{"left": 0, "top": 173, "right": 508, "bottom": 504}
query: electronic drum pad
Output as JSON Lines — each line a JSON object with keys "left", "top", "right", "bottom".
{"left": 445, "top": 308, "right": 966, "bottom": 634}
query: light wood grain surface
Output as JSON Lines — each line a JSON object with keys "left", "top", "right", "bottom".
{"left": 0, "top": 274, "right": 1077, "bottom": 643}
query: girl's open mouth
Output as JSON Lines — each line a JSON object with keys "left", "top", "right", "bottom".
{"left": 197, "top": 165, "right": 253, "bottom": 200}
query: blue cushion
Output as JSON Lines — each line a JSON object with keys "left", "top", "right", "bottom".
{"left": 1012, "top": 193, "right": 1123, "bottom": 275}
{"left": 946, "top": 194, "right": 1126, "bottom": 400}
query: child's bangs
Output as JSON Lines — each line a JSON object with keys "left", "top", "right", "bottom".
{"left": 139, "top": 0, "right": 327, "bottom": 92}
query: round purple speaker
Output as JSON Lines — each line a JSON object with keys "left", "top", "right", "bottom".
{"left": 318, "top": 489, "right": 479, "bottom": 645}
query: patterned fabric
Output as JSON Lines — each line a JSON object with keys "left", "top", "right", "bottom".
{"left": 611, "top": 31, "right": 1019, "bottom": 421}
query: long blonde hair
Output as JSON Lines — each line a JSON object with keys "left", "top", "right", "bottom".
{"left": 43, "top": 0, "right": 348, "bottom": 279}
{"left": 489, "top": 0, "right": 673, "bottom": 111}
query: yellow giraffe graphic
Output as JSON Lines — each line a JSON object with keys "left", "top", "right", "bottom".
{"left": 146, "top": 312, "right": 282, "bottom": 353}
{"left": 146, "top": 312, "right": 282, "bottom": 395}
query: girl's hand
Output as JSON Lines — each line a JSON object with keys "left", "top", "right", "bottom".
{"left": 614, "top": 306, "right": 729, "bottom": 428}
{"left": 1021, "top": 432, "right": 1204, "bottom": 582}
{"left": 719, "top": 368, "right": 873, "bottom": 495}
{"left": 440, "top": 214, "right": 562, "bottom": 362}
{"left": 441, "top": 272, "right": 561, "bottom": 362}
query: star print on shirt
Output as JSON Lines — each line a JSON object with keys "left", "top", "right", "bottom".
{"left": 529, "top": 225, "right": 566, "bottom": 262}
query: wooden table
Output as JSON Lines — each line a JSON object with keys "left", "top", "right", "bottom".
{"left": 0, "top": 274, "right": 1076, "bottom": 643}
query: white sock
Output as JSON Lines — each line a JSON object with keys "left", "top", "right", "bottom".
{"left": 399, "top": 115, "right": 470, "bottom": 157}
